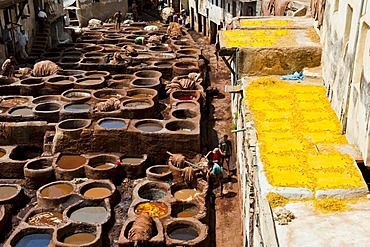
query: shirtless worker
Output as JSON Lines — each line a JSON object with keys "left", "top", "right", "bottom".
{"left": 113, "top": 11, "right": 123, "bottom": 30}
{"left": 1, "top": 56, "right": 17, "bottom": 77}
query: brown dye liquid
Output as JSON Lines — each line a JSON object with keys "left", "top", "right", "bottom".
{"left": 121, "top": 158, "right": 143, "bottom": 164}
{"left": 0, "top": 186, "right": 17, "bottom": 199}
{"left": 95, "top": 163, "right": 115, "bottom": 169}
{"left": 177, "top": 210, "right": 197, "bottom": 218}
{"left": 57, "top": 155, "right": 86, "bottom": 169}
{"left": 0, "top": 151, "right": 5, "bottom": 158}
{"left": 40, "top": 184, "right": 73, "bottom": 198}
{"left": 130, "top": 94, "right": 149, "bottom": 99}
{"left": 63, "top": 233, "right": 96, "bottom": 244}
{"left": 0, "top": 98, "right": 28, "bottom": 107}
{"left": 174, "top": 189, "right": 200, "bottom": 201}
{"left": 83, "top": 188, "right": 111, "bottom": 199}
{"left": 28, "top": 212, "right": 63, "bottom": 226}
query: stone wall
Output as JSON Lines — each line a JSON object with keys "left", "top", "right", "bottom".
{"left": 321, "top": 0, "right": 370, "bottom": 165}
{"left": 76, "top": 0, "right": 128, "bottom": 27}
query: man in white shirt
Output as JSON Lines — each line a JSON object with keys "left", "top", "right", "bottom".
{"left": 17, "top": 30, "right": 28, "bottom": 59}
{"left": 37, "top": 9, "right": 47, "bottom": 29}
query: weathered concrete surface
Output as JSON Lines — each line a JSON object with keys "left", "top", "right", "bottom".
{"left": 276, "top": 200, "right": 370, "bottom": 247}
{"left": 238, "top": 46, "right": 322, "bottom": 76}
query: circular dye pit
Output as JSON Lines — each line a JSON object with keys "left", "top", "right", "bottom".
{"left": 129, "top": 93, "right": 150, "bottom": 99}
{"left": 9, "top": 107, "right": 33, "bottom": 116}
{"left": 69, "top": 206, "right": 107, "bottom": 224}
{"left": 63, "top": 233, "right": 96, "bottom": 244}
{"left": 64, "top": 103, "right": 91, "bottom": 113}
{"left": 139, "top": 188, "right": 167, "bottom": 200}
{"left": 0, "top": 186, "right": 18, "bottom": 200}
{"left": 94, "top": 162, "right": 115, "bottom": 170}
{"left": 99, "top": 94, "right": 123, "bottom": 100}
{"left": 15, "top": 233, "right": 52, "bottom": 247}
{"left": 135, "top": 122, "right": 163, "bottom": 132}
{"left": 62, "top": 90, "right": 91, "bottom": 100}
{"left": 176, "top": 102, "right": 197, "bottom": 109}
{"left": 40, "top": 183, "right": 74, "bottom": 198}
{"left": 177, "top": 210, "right": 197, "bottom": 218}
{"left": 121, "top": 157, "right": 144, "bottom": 164}
{"left": 135, "top": 202, "right": 168, "bottom": 218}
{"left": 56, "top": 155, "right": 87, "bottom": 169}
{"left": 175, "top": 95, "right": 196, "bottom": 100}
{"left": 28, "top": 212, "right": 63, "bottom": 226}
{"left": 0, "top": 149, "right": 5, "bottom": 158}
{"left": 174, "top": 189, "right": 201, "bottom": 201}
{"left": 123, "top": 100, "right": 151, "bottom": 108}
{"left": 83, "top": 188, "right": 111, "bottom": 199}
{"left": 168, "top": 226, "right": 199, "bottom": 241}
{"left": 166, "top": 121, "right": 196, "bottom": 132}
{"left": 99, "top": 119, "right": 126, "bottom": 129}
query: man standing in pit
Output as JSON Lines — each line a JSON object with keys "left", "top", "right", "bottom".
{"left": 219, "top": 134, "right": 232, "bottom": 176}
{"left": 114, "top": 11, "right": 123, "bottom": 30}
{"left": 17, "top": 29, "right": 28, "bottom": 60}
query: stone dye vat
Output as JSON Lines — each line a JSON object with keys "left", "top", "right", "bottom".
{"left": 135, "top": 180, "right": 171, "bottom": 201}
{"left": 61, "top": 89, "right": 92, "bottom": 103}
{"left": 120, "top": 154, "right": 148, "bottom": 178}
{"left": 118, "top": 217, "right": 164, "bottom": 247}
{"left": 24, "top": 157, "right": 54, "bottom": 189}
{"left": 164, "top": 219, "right": 208, "bottom": 246}
{"left": 134, "top": 120, "right": 163, "bottom": 132}
{"left": 37, "top": 181, "right": 75, "bottom": 208}
{"left": 54, "top": 154, "right": 87, "bottom": 180}
{"left": 65, "top": 200, "right": 110, "bottom": 225}
{"left": 5, "top": 227, "right": 54, "bottom": 247}
{"left": 79, "top": 180, "right": 116, "bottom": 202}
{"left": 170, "top": 201, "right": 207, "bottom": 223}
{"left": 146, "top": 165, "right": 172, "bottom": 181}
{"left": 44, "top": 76, "right": 76, "bottom": 91}
{"left": 54, "top": 223, "right": 102, "bottom": 247}
{"left": 97, "top": 118, "right": 126, "bottom": 129}
{"left": 121, "top": 98, "right": 154, "bottom": 119}
{"left": 129, "top": 78, "right": 161, "bottom": 91}
{"left": 126, "top": 88, "right": 159, "bottom": 104}
{"left": 74, "top": 77, "right": 105, "bottom": 89}
{"left": 33, "top": 102, "right": 61, "bottom": 122}
{"left": 19, "top": 77, "right": 44, "bottom": 96}
{"left": 85, "top": 154, "right": 119, "bottom": 181}
{"left": 134, "top": 201, "right": 169, "bottom": 219}
{"left": 26, "top": 208, "right": 64, "bottom": 227}
{"left": 0, "top": 184, "right": 23, "bottom": 205}
{"left": 92, "top": 89, "right": 126, "bottom": 102}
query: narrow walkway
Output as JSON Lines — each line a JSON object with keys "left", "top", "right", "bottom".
{"left": 189, "top": 30, "right": 243, "bottom": 247}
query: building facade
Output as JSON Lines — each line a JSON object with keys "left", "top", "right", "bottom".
{"left": 0, "top": 0, "right": 65, "bottom": 62}
{"left": 321, "top": 0, "right": 370, "bottom": 166}
{"left": 185, "top": 0, "right": 259, "bottom": 43}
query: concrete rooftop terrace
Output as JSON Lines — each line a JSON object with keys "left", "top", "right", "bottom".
{"left": 219, "top": 17, "right": 322, "bottom": 76}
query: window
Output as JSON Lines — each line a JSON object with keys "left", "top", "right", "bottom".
{"left": 93, "top": 0, "right": 99, "bottom": 2}
{"left": 216, "top": 0, "right": 218, "bottom": 7}
{"left": 228, "top": 3, "right": 231, "bottom": 13}
{"left": 232, "top": 1, "right": 236, "bottom": 16}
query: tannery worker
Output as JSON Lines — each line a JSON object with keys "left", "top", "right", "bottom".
{"left": 1, "top": 56, "right": 17, "bottom": 77}
{"left": 219, "top": 134, "right": 232, "bottom": 176}
{"left": 135, "top": 36, "right": 145, "bottom": 45}
{"left": 114, "top": 11, "right": 123, "bottom": 30}
{"left": 206, "top": 148, "right": 222, "bottom": 165}
{"left": 207, "top": 161, "right": 223, "bottom": 197}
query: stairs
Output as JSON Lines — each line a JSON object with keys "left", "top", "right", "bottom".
{"left": 29, "top": 22, "right": 51, "bottom": 62}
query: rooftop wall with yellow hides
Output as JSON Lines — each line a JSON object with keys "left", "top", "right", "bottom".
{"left": 244, "top": 78, "right": 367, "bottom": 194}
